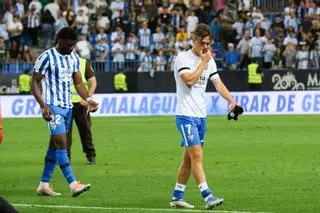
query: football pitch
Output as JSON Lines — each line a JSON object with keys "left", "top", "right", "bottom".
{"left": 1, "top": 115, "right": 319, "bottom": 213}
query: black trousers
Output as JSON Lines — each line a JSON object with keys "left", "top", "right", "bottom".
{"left": 67, "top": 103, "right": 96, "bottom": 158}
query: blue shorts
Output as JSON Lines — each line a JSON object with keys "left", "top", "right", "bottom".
{"left": 176, "top": 115, "right": 206, "bottom": 147}
{"left": 46, "top": 105, "right": 72, "bottom": 135}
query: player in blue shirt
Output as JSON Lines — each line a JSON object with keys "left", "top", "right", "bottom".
{"left": 32, "top": 27, "right": 98, "bottom": 197}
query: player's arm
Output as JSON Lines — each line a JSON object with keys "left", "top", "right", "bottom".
{"left": 31, "top": 72, "right": 45, "bottom": 109}
{"left": 73, "top": 72, "right": 98, "bottom": 110}
{"left": 211, "top": 77, "right": 236, "bottom": 111}
{"left": 32, "top": 53, "right": 52, "bottom": 121}
{"left": 32, "top": 72, "right": 52, "bottom": 121}
{"left": 180, "top": 50, "right": 211, "bottom": 87}
{"left": 85, "top": 60, "right": 97, "bottom": 97}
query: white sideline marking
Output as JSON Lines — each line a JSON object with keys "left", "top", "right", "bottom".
{"left": 13, "top": 203, "right": 273, "bottom": 213}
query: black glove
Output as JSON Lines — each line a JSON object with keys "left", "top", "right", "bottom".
{"left": 228, "top": 105, "right": 244, "bottom": 121}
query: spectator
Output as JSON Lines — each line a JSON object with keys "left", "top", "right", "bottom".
{"left": 27, "top": 6, "right": 41, "bottom": 46}
{"left": 262, "top": 37, "right": 277, "bottom": 69}
{"left": 125, "top": 33, "right": 139, "bottom": 70}
{"left": 0, "top": 36, "right": 5, "bottom": 63}
{"left": 44, "top": 0, "right": 60, "bottom": 21}
{"left": 28, "top": 0, "right": 42, "bottom": 14}
{"left": 282, "top": 41, "right": 297, "bottom": 69}
{"left": 42, "top": 8, "right": 56, "bottom": 48}
{"left": 112, "top": 37, "right": 125, "bottom": 71}
{"left": 252, "top": 6, "right": 264, "bottom": 24}
{"left": 22, "top": 45, "right": 34, "bottom": 63}
{"left": 4, "top": 6, "right": 14, "bottom": 25}
{"left": 94, "top": 36, "right": 109, "bottom": 72}
{"left": 55, "top": 12, "right": 69, "bottom": 35}
{"left": 138, "top": 21, "right": 151, "bottom": 49}
{"left": 285, "top": 9, "right": 299, "bottom": 33}
{"left": 7, "top": 15, "right": 23, "bottom": 49}
{"left": 6, "top": 40, "right": 21, "bottom": 62}
{"left": 75, "top": 9, "right": 89, "bottom": 34}
{"left": 232, "top": 18, "right": 244, "bottom": 43}
{"left": 310, "top": 40, "right": 320, "bottom": 68}
{"left": 296, "top": 41, "right": 310, "bottom": 69}
{"left": 209, "top": 17, "right": 222, "bottom": 39}
{"left": 154, "top": 49, "right": 167, "bottom": 72}
{"left": 76, "top": 34, "right": 93, "bottom": 59}
{"left": 111, "top": 25, "right": 125, "bottom": 44}
{"left": 138, "top": 48, "right": 153, "bottom": 73}
{"left": 223, "top": 43, "right": 240, "bottom": 71}
{"left": 152, "top": 26, "right": 166, "bottom": 51}
{"left": 249, "top": 28, "right": 266, "bottom": 64}
{"left": 283, "top": 31, "right": 298, "bottom": 47}
{"left": 272, "top": 47, "right": 283, "bottom": 69}
{"left": 237, "top": 30, "right": 250, "bottom": 69}
{"left": 221, "top": 21, "right": 238, "bottom": 51}
{"left": 96, "top": 12, "right": 111, "bottom": 32}
{"left": 15, "top": 0, "right": 25, "bottom": 19}
{"left": 0, "top": 18, "right": 9, "bottom": 49}
{"left": 76, "top": 0, "right": 89, "bottom": 16}
{"left": 110, "top": 0, "right": 125, "bottom": 21}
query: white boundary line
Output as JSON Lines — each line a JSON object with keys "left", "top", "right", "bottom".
{"left": 13, "top": 203, "right": 273, "bottom": 213}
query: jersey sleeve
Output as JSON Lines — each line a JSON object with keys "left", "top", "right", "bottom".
{"left": 208, "top": 59, "right": 220, "bottom": 81}
{"left": 175, "top": 54, "right": 192, "bottom": 75}
{"left": 33, "top": 52, "right": 49, "bottom": 75}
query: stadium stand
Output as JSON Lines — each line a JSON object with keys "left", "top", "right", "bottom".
{"left": 0, "top": 0, "right": 319, "bottom": 73}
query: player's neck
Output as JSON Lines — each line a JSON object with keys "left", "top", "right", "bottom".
{"left": 191, "top": 47, "right": 200, "bottom": 57}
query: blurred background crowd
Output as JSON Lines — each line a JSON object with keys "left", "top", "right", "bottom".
{"left": 0, "top": 0, "right": 320, "bottom": 73}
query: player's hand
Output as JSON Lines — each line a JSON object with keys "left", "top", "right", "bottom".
{"left": 200, "top": 48, "right": 212, "bottom": 65}
{"left": 86, "top": 98, "right": 99, "bottom": 113}
{"left": 41, "top": 106, "right": 52, "bottom": 121}
{"left": 228, "top": 100, "right": 237, "bottom": 112}
{"left": 80, "top": 99, "right": 89, "bottom": 107}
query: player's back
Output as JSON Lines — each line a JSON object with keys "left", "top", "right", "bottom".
{"left": 34, "top": 48, "right": 80, "bottom": 108}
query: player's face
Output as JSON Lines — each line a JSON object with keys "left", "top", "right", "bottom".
{"left": 194, "top": 35, "right": 211, "bottom": 55}
{"left": 58, "top": 39, "right": 76, "bottom": 55}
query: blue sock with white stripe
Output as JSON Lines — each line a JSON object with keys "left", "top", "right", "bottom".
{"left": 40, "top": 149, "right": 57, "bottom": 183}
{"left": 56, "top": 149, "right": 76, "bottom": 184}
{"left": 199, "top": 182, "right": 214, "bottom": 203}
{"left": 172, "top": 183, "right": 186, "bottom": 201}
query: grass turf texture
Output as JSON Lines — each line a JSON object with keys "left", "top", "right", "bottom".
{"left": 1, "top": 115, "right": 319, "bottom": 213}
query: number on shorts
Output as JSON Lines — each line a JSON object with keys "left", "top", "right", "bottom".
{"left": 50, "top": 115, "right": 61, "bottom": 125}
{"left": 185, "top": 124, "right": 191, "bottom": 135}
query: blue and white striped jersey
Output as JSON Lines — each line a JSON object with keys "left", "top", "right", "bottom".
{"left": 34, "top": 48, "right": 80, "bottom": 109}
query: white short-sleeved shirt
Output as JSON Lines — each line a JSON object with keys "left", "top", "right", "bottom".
{"left": 174, "top": 49, "right": 219, "bottom": 118}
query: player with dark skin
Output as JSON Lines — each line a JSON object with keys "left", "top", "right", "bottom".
{"left": 32, "top": 38, "right": 98, "bottom": 151}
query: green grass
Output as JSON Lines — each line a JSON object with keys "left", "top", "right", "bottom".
{"left": 1, "top": 115, "right": 319, "bottom": 213}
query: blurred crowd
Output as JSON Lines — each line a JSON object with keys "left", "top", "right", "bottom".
{"left": 0, "top": 0, "right": 320, "bottom": 73}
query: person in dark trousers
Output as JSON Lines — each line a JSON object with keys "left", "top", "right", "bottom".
{"left": 67, "top": 57, "right": 97, "bottom": 164}
{"left": 0, "top": 197, "right": 19, "bottom": 213}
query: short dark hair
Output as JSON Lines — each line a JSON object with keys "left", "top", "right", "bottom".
{"left": 193, "top": 24, "right": 212, "bottom": 40}
{"left": 56, "top": 27, "right": 77, "bottom": 41}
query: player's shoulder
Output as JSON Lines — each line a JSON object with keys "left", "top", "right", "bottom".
{"left": 36, "top": 48, "right": 53, "bottom": 61}
{"left": 176, "top": 50, "right": 192, "bottom": 61}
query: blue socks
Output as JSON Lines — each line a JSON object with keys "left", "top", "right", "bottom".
{"left": 40, "top": 149, "right": 56, "bottom": 183}
{"left": 172, "top": 183, "right": 186, "bottom": 201}
{"left": 56, "top": 149, "right": 76, "bottom": 184}
{"left": 199, "top": 182, "right": 214, "bottom": 203}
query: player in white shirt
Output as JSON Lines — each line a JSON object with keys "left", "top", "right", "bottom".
{"left": 170, "top": 24, "right": 237, "bottom": 210}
